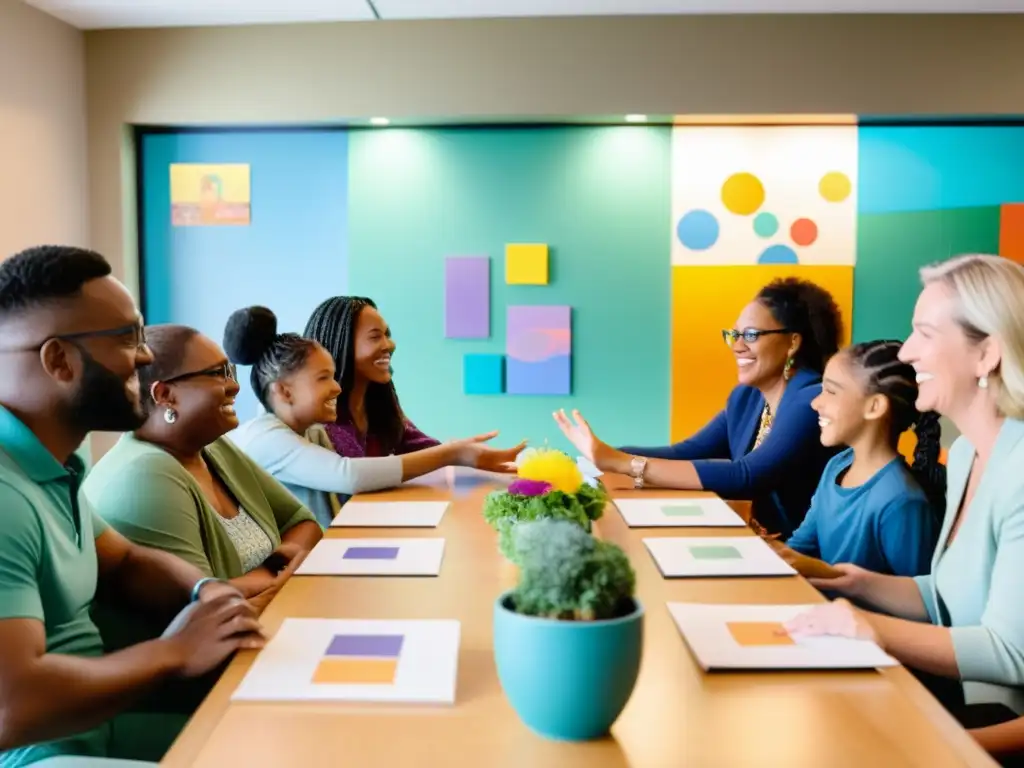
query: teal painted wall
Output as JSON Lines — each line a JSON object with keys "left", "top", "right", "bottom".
{"left": 348, "top": 127, "right": 672, "bottom": 452}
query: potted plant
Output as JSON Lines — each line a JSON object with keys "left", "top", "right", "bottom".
{"left": 482, "top": 447, "right": 608, "bottom": 562}
{"left": 493, "top": 518, "right": 643, "bottom": 741}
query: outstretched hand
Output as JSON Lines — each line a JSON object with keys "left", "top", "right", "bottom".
{"left": 782, "top": 599, "right": 879, "bottom": 645}
{"left": 451, "top": 431, "right": 527, "bottom": 473}
{"left": 552, "top": 409, "right": 622, "bottom": 471}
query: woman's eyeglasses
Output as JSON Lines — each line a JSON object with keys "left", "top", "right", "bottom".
{"left": 722, "top": 328, "right": 791, "bottom": 346}
{"left": 164, "top": 361, "right": 237, "bottom": 384}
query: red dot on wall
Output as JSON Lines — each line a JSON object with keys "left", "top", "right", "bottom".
{"left": 790, "top": 218, "right": 818, "bottom": 247}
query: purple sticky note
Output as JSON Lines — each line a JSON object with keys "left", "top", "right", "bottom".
{"left": 506, "top": 305, "right": 572, "bottom": 395}
{"left": 343, "top": 546, "right": 400, "bottom": 560}
{"left": 326, "top": 634, "right": 405, "bottom": 658}
{"left": 445, "top": 256, "right": 490, "bottom": 338}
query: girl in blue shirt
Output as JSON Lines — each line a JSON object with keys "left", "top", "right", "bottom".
{"left": 782, "top": 339, "right": 945, "bottom": 577}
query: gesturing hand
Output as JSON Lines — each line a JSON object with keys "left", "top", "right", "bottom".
{"left": 161, "top": 592, "right": 266, "bottom": 677}
{"left": 451, "top": 432, "right": 527, "bottom": 473}
{"left": 806, "top": 562, "right": 870, "bottom": 595}
{"left": 552, "top": 409, "right": 621, "bottom": 471}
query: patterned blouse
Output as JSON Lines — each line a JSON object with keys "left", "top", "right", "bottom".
{"left": 324, "top": 410, "right": 439, "bottom": 458}
{"left": 215, "top": 508, "right": 275, "bottom": 573}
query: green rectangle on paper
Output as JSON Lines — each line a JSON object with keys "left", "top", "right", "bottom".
{"left": 662, "top": 505, "right": 704, "bottom": 517}
{"left": 689, "top": 545, "right": 741, "bottom": 560}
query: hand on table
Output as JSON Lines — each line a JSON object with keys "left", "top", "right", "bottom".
{"left": 248, "top": 549, "right": 307, "bottom": 616}
{"left": 450, "top": 431, "right": 527, "bottom": 473}
{"left": 552, "top": 409, "right": 625, "bottom": 472}
{"left": 783, "top": 599, "right": 879, "bottom": 645}
{"left": 162, "top": 592, "right": 265, "bottom": 677}
{"left": 806, "top": 562, "right": 870, "bottom": 595}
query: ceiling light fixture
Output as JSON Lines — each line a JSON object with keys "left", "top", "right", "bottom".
{"left": 625, "top": 114, "right": 648, "bottom": 123}
{"left": 369, "top": 117, "right": 390, "bottom": 126}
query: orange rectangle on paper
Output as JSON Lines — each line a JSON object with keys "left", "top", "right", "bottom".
{"left": 726, "top": 621, "right": 796, "bottom": 647}
{"left": 312, "top": 657, "right": 398, "bottom": 685}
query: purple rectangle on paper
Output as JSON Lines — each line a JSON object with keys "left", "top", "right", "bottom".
{"left": 343, "top": 546, "right": 400, "bottom": 560}
{"left": 506, "top": 305, "right": 572, "bottom": 395}
{"left": 326, "top": 634, "right": 405, "bottom": 657}
{"left": 445, "top": 257, "right": 490, "bottom": 338}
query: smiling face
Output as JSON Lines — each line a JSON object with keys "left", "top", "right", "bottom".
{"left": 727, "top": 300, "right": 798, "bottom": 389}
{"left": 898, "top": 281, "right": 993, "bottom": 419}
{"left": 275, "top": 343, "right": 342, "bottom": 426}
{"left": 812, "top": 352, "right": 888, "bottom": 448}
{"left": 352, "top": 306, "right": 396, "bottom": 385}
{"left": 159, "top": 334, "right": 241, "bottom": 442}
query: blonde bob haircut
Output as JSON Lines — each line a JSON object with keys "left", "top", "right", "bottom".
{"left": 920, "top": 254, "right": 1024, "bottom": 420}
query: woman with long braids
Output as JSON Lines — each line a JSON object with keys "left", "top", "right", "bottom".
{"left": 303, "top": 296, "right": 440, "bottom": 459}
{"left": 778, "top": 339, "right": 944, "bottom": 579}
{"left": 555, "top": 277, "right": 844, "bottom": 538}
{"left": 227, "top": 306, "right": 525, "bottom": 526}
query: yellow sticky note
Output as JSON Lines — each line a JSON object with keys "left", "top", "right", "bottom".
{"left": 505, "top": 244, "right": 549, "bottom": 285}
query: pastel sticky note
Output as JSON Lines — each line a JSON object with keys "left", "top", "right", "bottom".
{"left": 326, "top": 634, "right": 404, "bottom": 657}
{"left": 343, "top": 546, "right": 400, "bottom": 560}
{"left": 1000, "top": 203, "right": 1024, "bottom": 265}
{"left": 312, "top": 657, "right": 398, "bottom": 684}
{"left": 726, "top": 622, "right": 796, "bottom": 647}
{"left": 689, "top": 545, "right": 742, "bottom": 560}
{"left": 444, "top": 256, "right": 490, "bottom": 338}
{"left": 464, "top": 353, "right": 504, "bottom": 395}
{"left": 505, "top": 243, "right": 549, "bottom": 285}
{"left": 662, "top": 505, "right": 704, "bottom": 517}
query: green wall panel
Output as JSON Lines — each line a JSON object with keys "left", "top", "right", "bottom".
{"left": 853, "top": 206, "right": 1001, "bottom": 343}
{"left": 348, "top": 127, "right": 672, "bottom": 452}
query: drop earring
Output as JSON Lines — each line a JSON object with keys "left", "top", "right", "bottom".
{"left": 164, "top": 407, "right": 178, "bottom": 424}
{"left": 979, "top": 375, "right": 989, "bottom": 390}
{"left": 783, "top": 357, "right": 794, "bottom": 382}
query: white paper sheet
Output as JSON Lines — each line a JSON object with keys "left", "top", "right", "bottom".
{"left": 330, "top": 500, "right": 450, "bottom": 528}
{"left": 295, "top": 538, "right": 445, "bottom": 576}
{"left": 644, "top": 536, "right": 796, "bottom": 577}
{"left": 667, "top": 603, "right": 898, "bottom": 670}
{"left": 232, "top": 618, "right": 461, "bottom": 703}
{"left": 614, "top": 497, "right": 745, "bottom": 528}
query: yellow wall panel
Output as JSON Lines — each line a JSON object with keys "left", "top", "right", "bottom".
{"left": 670, "top": 265, "right": 854, "bottom": 443}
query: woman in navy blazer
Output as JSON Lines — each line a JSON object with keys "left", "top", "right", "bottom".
{"left": 555, "top": 278, "right": 843, "bottom": 538}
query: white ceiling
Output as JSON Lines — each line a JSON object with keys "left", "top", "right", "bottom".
{"left": 22, "top": 0, "right": 1024, "bottom": 30}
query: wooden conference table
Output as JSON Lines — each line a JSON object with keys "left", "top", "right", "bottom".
{"left": 161, "top": 470, "right": 996, "bottom": 768}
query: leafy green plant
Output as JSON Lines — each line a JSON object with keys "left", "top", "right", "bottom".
{"left": 507, "top": 519, "right": 636, "bottom": 621}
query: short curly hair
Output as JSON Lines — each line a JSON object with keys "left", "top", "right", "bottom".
{"left": 0, "top": 245, "right": 111, "bottom": 320}
{"left": 756, "top": 278, "right": 843, "bottom": 374}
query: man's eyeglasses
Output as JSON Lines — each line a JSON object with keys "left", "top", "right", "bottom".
{"left": 163, "top": 361, "right": 237, "bottom": 384}
{"left": 0, "top": 322, "right": 148, "bottom": 354}
{"left": 722, "top": 328, "right": 792, "bottom": 346}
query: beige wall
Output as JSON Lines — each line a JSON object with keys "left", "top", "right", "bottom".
{"left": 0, "top": 0, "right": 87, "bottom": 259}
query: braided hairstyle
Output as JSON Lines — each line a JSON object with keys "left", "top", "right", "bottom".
{"left": 303, "top": 296, "right": 406, "bottom": 454}
{"left": 756, "top": 278, "right": 844, "bottom": 374}
{"left": 845, "top": 339, "right": 947, "bottom": 515}
{"left": 223, "top": 306, "right": 318, "bottom": 410}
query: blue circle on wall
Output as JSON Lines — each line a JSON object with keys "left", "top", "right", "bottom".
{"left": 758, "top": 244, "right": 799, "bottom": 264}
{"left": 753, "top": 212, "right": 779, "bottom": 238}
{"left": 676, "top": 209, "right": 719, "bottom": 251}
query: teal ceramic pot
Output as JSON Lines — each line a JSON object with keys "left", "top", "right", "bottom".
{"left": 493, "top": 591, "right": 643, "bottom": 740}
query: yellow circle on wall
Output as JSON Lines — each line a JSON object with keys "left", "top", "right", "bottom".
{"left": 721, "top": 173, "right": 765, "bottom": 216}
{"left": 819, "top": 171, "right": 852, "bottom": 202}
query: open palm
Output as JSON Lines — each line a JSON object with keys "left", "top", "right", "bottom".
{"left": 552, "top": 408, "right": 618, "bottom": 469}
{"left": 453, "top": 432, "right": 527, "bottom": 473}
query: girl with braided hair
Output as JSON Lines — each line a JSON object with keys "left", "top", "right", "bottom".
{"left": 227, "top": 306, "right": 525, "bottom": 526}
{"left": 780, "top": 339, "right": 944, "bottom": 579}
{"left": 303, "top": 296, "right": 439, "bottom": 459}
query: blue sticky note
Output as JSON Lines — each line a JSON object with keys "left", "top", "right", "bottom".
{"left": 464, "top": 353, "right": 504, "bottom": 395}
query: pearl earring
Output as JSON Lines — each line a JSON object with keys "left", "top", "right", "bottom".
{"left": 979, "top": 375, "right": 989, "bottom": 390}
{"left": 164, "top": 408, "right": 178, "bottom": 424}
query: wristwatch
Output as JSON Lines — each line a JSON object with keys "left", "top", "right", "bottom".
{"left": 630, "top": 456, "right": 648, "bottom": 489}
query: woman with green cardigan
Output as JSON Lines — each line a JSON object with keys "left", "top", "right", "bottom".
{"left": 83, "top": 324, "right": 322, "bottom": 613}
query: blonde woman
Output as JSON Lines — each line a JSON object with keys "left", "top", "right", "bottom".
{"left": 784, "top": 255, "right": 1024, "bottom": 759}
